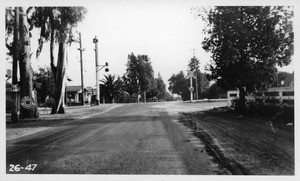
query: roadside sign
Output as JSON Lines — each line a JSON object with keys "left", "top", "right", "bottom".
{"left": 189, "top": 87, "right": 194, "bottom": 92}
{"left": 21, "top": 96, "right": 35, "bottom": 109}
{"left": 186, "top": 70, "right": 196, "bottom": 79}
{"left": 11, "top": 84, "right": 20, "bottom": 92}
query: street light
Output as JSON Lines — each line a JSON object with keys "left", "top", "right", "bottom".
{"left": 93, "top": 36, "right": 109, "bottom": 105}
{"left": 93, "top": 36, "right": 100, "bottom": 105}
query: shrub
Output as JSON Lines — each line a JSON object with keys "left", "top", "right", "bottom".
{"left": 232, "top": 97, "right": 294, "bottom": 123}
{"left": 45, "top": 98, "right": 55, "bottom": 108}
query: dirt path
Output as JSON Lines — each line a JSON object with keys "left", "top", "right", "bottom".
{"left": 180, "top": 108, "right": 294, "bottom": 175}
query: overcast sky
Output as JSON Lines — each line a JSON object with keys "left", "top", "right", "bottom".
{"left": 5, "top": 0, "right": 296, "bottom": 88}
{"left": 28, "top": 0, "right": 210, "bottom": 87}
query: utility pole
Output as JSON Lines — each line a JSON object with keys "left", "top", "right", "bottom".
{"left": 11, "top": 7, "right": 20, "bottom": 122}
{"left": 93, "top": 36, "right": 100, "bottom": 105}
{"left": 190, "top": 48, "right": 199, "bottom": 100}
{"left": 187, "top": 70, "right": 196, "bottom": 102}
{"left": 191, "top": 48, "right": 197, "bottom": 57}
{"left": 77, "top": 32, "right": 85, "bottom": 105}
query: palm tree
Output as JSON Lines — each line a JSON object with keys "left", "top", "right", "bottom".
{"left": 100, "top": 74, "right": 129, "bottom": 103}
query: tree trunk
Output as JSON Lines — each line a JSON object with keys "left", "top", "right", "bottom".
{"left": 51, "top": 41, "right": 66, "bottom": 114}
{"left": 18, "top": 7, "right": 39, "bottom": 119}
{"left": 50, "top": 29, "right": 57, "bottom": 83}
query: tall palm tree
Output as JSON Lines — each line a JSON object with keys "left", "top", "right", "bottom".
{"left": 100, "top": 74, "right": 129, "bottom": 103}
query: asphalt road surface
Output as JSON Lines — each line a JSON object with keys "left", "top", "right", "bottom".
{"left": 6, "top": 102, "right": 227, "bottom": 174}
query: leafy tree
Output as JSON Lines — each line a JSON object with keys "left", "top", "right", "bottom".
{"left": 202, "top": 6, "right": 293, "bottom": 112}
{"left": 29, "top": 7, "right": 87, "bottom": 114}
{"left": 5, "top": 8, "right": 14, "bottom": 56}
{"left": 138, "top": 55, "right": 155, "bottom": 102}
{"left": 100, "top": 74, "right": 129, "bottom": 103}
{"left": 202, "top": 83, "right": 228, "bottom": 99}
{"left": 33, "top": 67, "right": 55, "bottom": 105}
{"left": 146, "top": 73, "right": 169, "bottom": 101}
{"left": 168, "top": 71, "right": 190, "bottom": 101}
{"left": 156, "top": 73, "right": 167, "bottom": 100}
{"left": 124, "top": 53, "right": 155, "bottom": 102}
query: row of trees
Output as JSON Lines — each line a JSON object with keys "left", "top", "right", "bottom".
{"left": 6, "top": 7, "right": 87, "bottom": 121}
{"left": 99, "top": 53, "right": 172, "bottom": 103}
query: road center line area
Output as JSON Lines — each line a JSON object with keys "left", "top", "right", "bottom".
{"left": 6, "top": 102, "right": 228, "bottom": 174}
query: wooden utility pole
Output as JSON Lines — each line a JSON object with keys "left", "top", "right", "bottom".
{"left": 190, "top": 49, "right": 199, "bottom": 100}
{"left": 78, "top": 32, "right": 85, "bottom": 105}
{"left": 187, "top": 70, "right": 196, "bottom": 102}
{"left": 11, "top": 7, "right": 19, "bottom": 122}
{"left": 93, "top": 36, "right": 100, "bottom": 105}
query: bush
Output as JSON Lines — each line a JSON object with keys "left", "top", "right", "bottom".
{"left": 232, "top": 97, "right": 294, "bottom": 123}
{"left": 45, "top": 98, "right": 55, "bottom": 108}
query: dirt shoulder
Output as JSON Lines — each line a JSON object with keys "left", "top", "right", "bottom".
{"left": 6, "top": 104, "right": 121, "bottom": 141}
{"left": 179, "top": 107, "right": 294, "bottom": 175}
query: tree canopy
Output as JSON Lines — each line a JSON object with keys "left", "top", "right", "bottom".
{"left": 201, "top": 6, "right": 293, "bottom": 111}
{"left": 123, "top": 53, "right": 155, "bottom": 102}
{"left": 28, "top": 7, "right": 87, "bottom": 114}
{"left": 202, "top": 6, "right": 293, "bottom": 92}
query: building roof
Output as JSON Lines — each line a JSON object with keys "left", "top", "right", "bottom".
{"left": 66, "top": 86, "right": 81, "bottom": 93}
{"left": 66, "top": 86, "right": 89, "bottom": 93}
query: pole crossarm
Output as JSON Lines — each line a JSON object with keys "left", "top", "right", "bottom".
{"left": 96, "top": 64, "right": 108, "bottom": 72}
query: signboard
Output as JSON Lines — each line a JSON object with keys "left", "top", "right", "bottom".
{"left": 21, "top": 96, "right": 35, "bottom": 109}
{"left": 11, "top": 84, "right": 20, "bottom": 92}
{"left": 189, "top": 87, "right": 194, "bottom": 92}
{"left": 186, "top": 70, "right": 196, "bottom": 79}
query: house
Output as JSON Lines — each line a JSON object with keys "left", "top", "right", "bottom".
{"left": 65, "top": 86, "right": 94, "bottom": 105}
{"left": 283, "top": 72, "right": 294, "bottom": 87}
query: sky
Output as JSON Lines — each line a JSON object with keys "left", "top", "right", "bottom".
{"left": 28, "top": 0, "right": 211, "bottom": 88}
{"left": 5, "top": 0, "right": 296, "bottom": 89}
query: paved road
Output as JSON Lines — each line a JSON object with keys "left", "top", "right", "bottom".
{"left": 6, "top": 102, "right": 226, "bottom": 174}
